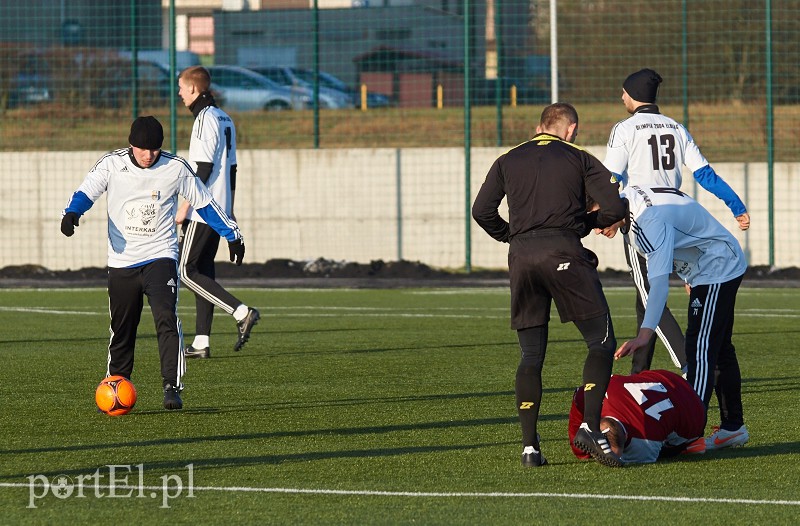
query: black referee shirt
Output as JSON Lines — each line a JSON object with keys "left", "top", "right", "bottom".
{"left": 472, "top": 133, "right": 626, "bottom": 242}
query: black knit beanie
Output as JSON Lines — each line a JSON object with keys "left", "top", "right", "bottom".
{"left": 623, "top": 69, "right": 662, "bottom": 103}
{"left": 128, "top": 116, "right": 164, "bottom": 149}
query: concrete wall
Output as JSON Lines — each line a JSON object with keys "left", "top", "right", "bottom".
{"left": 3, "top": 147, "right": 796, "bottom": 271}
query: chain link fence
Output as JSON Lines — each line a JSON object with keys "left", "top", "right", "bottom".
{"left": 0, "top": 0, "right": 797, "bottom": 271}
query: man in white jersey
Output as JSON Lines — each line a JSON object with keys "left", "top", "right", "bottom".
{"left": 177, "top": 66, "right": 259, "bottom": 359}
{"left": 612, "top": 185, "right": 748, "bottom": 451}
{"left": 602, "top": 69, "right": 750, "bottom": 376}
{"left": 61, "top": 116, "right": 246, "bottom": 410}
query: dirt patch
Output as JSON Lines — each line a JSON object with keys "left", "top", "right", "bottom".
{"left": 0, "top": 259, "right": 798, "bottom": 288}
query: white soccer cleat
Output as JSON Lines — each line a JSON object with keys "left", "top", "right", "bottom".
{"left": 705, "top": 425, "right": 749, "bottom": 450}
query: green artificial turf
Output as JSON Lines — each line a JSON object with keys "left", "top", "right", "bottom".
{"left": 0, "top": 286, "right": 797, "bottom": 524}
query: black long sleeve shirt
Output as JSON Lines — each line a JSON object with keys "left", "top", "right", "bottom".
{"left": 472, "top": 133, "right": 626, "bottom": 242}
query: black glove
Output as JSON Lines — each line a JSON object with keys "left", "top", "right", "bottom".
{"left": 61, "top": 212, "right": 80, "bottom": 237}
{"left": 228, "top": 239, "right": 245, "bottom": 266}
{"left": 581, "top": 210, "right": 599, "bottom": 238}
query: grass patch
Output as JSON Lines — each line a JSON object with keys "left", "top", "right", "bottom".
{"left": 3, "top": 103, "right": 800, "bottom": 161}
{"left": 0, "top": 286, "right": 797, "bottom": 523}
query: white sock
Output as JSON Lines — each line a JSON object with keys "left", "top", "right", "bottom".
{"left": 522, "top": 446, "right": 539, "bottom": 454}
{"left": 192, "top": 335, "right": 209, "bottom": 349}
{"left": 233, "top": 304, "right": 249, "bottom": 322}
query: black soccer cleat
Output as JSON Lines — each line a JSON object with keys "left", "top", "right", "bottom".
{"left": 573, "top": 424, "right": 624, "bottom": 468}
{"left": 163, "top": 384, "right": 183, "bottom": 410}
{"left": 521, "top": 433, "right": 547, "bottom": 467}
{"left": 184, "top": 346, "right": 210, "bottom": 359}
{"left": 233, "top": 307, "right": 260, "bottom": 352}
{"left": 521, "top": 450, "right": 548, "bottom": 468}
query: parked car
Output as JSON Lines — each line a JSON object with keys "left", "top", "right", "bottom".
{"left": 305, "top": 69, "right": 390, "bottom": 109}
{"left": 7, "top": 55, "right": 173, "bottom": 109}
{"left": 8, "top": 72, "right": 51, "bottom": 108}
{"left": 249, "top": 66, "right": 354, "bottom": 109}
{"left": 6, "top": 53, "right": 52, "bottom": 108}
{"left": 93, "top": 59, "right": 174, "bottom": 108}
{"left": 118, "top": 49, "right": 201, "bottom": 72}
{"left": 206, "top": 65, "right": 310, "bottom": 111}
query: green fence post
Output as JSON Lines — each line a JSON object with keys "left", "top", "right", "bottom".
{"left": 130, "top": 0, "right": 138, "bottom": 121}
{"left": 681, "top": 0, "right": 688, "bottom": 129}
{"left": 766, "top": 0, "right": 774, "bottom": 267}
{"left": 495, "top": 0, "right": 502, "bottom": 146}
{"left": 396, "top": 148, "right": 403, "bottom": 261}
{"left": 464, "top": 0, "right": 472, "bottom": 273}
{"left": 313, "top": 0, "right": 320, "bottom": 149}
{"left": 169, "top": 0, "right": 177, "bottom": 154}
{"left": 682, "top": 0, "right": 698, "bottom": 200}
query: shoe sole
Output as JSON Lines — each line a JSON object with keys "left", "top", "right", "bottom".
{"left": 185, "top": 351, "right": 210, "bottom": 359}
{"left": 706, "top": 428, "right": 749, "bottom": 450}
{"left": 681, "top": 437, "right": 707, "bottom": 455}
{"left": 573, "top": 434, "right": 624, "bottom": 468}
{"left": 163, "top": 391, "right": 183, "bottom": 410}
{"left": 707, "top": 439, "right": 749, "bottom": 450}
{"left": 682, "top": 445, "right": 706, "bottom": 455}
{"left": 234, "top": 310, "right": 261, "bottom": 352}
{"left": 521, "top": 456, "right": 548, "bottom": 468}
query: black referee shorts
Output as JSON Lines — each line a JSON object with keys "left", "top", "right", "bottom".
{"left": 508, "top": 231, "right": 609, "bottom": 330}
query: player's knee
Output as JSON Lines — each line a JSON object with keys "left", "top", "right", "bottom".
{"left": 180, "top": 262, "right": 200, "bottom": 279}
{"left": 150, "top": 303, "right": 178, "bottom": 325}
{"left": 517, "top": 326, "right": 546, "bottom": 368}
{"left": 600, "top": 336, "right": 617, "bottom": 355}
{"left": 519, "top": 345, "right": 545, "bottom": 368}
{"left": 516, "top": 364, "right": 542, "bottom": 378}
{"left": 586, "top": 334, "right": 616, "bottom": 360}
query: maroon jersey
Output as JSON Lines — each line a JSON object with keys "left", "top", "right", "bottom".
{"left": 569, "top": 370, "right": 706, "bottom": 463}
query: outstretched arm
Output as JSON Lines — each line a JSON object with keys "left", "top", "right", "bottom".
{"left": 61, "top": 163, "right": 110, "bottom": 236}
{"left": 180, "top": 173, "right": 242, "bottom": 243}
{"left": 693, "top": 165, "right": 749, "bottom": 230}
{"left": 194, "top": 200, "right": 241, "bottom": 243}
{"left": 614, "top": 273, "right": 668, "bottom": 360}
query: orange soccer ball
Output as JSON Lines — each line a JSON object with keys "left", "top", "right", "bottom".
{"left": 95, "top": 376, "right": 137, "bottom": 416}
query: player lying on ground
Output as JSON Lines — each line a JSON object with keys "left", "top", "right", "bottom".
{"left": 569, "top": 369, "right": 706, "bottom": 463}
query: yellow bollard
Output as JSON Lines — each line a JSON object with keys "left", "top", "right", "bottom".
{"left": 437, "top": 84, "right": 443, "bottom": 109}
{"left": 510, "top": 85, "right": 517, "bottom": 108}
{"left": 361, "top": 84, "right": 368, "bottom": 111}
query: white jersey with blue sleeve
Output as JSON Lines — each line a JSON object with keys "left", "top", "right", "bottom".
{"left": 604, "top": 106, "right": 747, "bottom": 217}
{"left": 63, "top": 149, "right": 241, "bottom": 268}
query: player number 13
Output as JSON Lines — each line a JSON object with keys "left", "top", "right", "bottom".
{"left": 647, "top": 133, "right": 676, "bottom": 170}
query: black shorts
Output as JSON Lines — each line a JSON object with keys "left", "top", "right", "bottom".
{"left": 508, "top": 231, "right": 609, "bottom": 329}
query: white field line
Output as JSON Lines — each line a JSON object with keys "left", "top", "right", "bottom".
{"left": 0, "top": 482, "right": 797, "bottom": 506}
{"left": 0, "top": 287, "right": 796, "bottom": 295}
{"left": 0, "top": 305, "right": 797, "bottom": 319}
{"left": 0, "top": 306, "right": 101, "bottom": 316}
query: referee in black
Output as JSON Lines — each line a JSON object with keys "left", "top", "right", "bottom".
{"left": 473, "top": 103, "right": 627, "bottom": 468}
